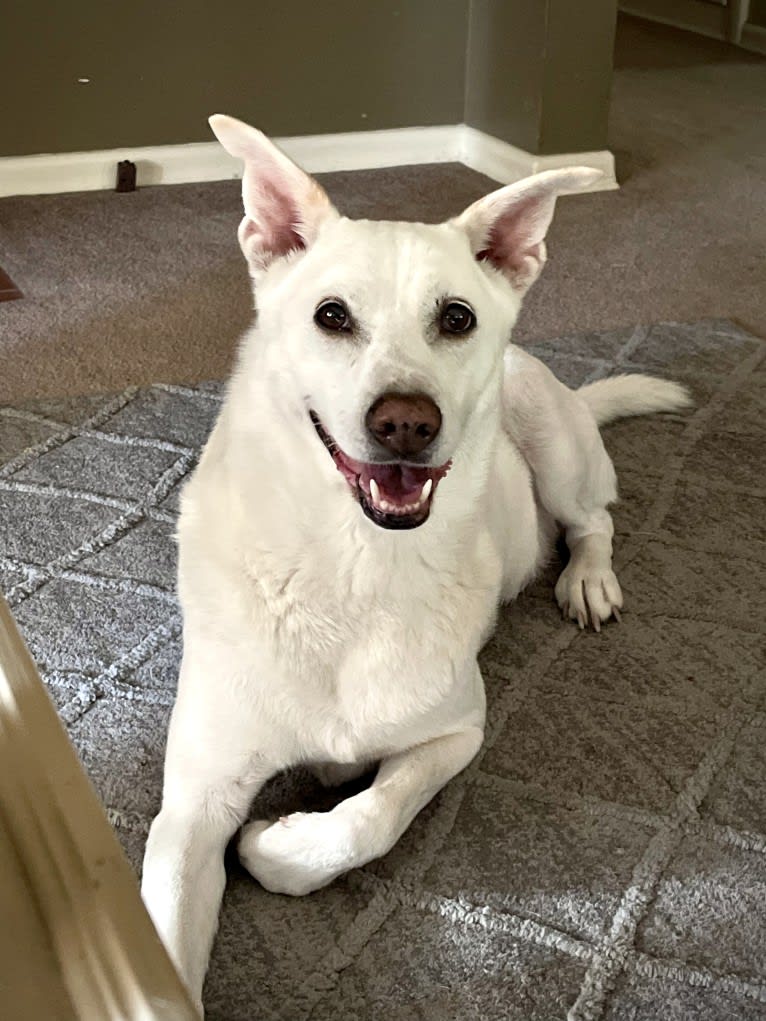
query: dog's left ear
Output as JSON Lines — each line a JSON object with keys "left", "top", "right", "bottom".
{"left": 452, "top": 168, "right": 602, "bottom": 294}
{"left": 209, "top": 114, "right": 339, "bottom": 272}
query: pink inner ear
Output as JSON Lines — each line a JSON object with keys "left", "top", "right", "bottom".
{"left": 477, "top": 194, "right": 544, "bottom": 276}
{"left": 260, "top": 180, "right": 305, "bottom": 258}
{"left": 242, "top": 168, "right": 307, "bottom": 263}
{"left": 477, "top": 191, "right": 555, "bottom": 285}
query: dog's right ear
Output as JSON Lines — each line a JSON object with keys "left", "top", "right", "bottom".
{"left": 209, "top": 114, "right": 338, "bottom": 272}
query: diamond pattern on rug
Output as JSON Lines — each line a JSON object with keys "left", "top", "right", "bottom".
{"left": 1, "top": 319, "right": 765, "bottom": 1021}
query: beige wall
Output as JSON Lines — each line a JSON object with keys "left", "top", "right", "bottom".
{"left": 1, "top": 1, "right": 468, "bottom": 157}
{"left": 465, "top": 0, "right": 618, "bottom": 155}
{"left": 464, "top": 1, "right": 548, "bottom": 153}
{"left": 0, "top": 1, "right": 617, "bottom": 159}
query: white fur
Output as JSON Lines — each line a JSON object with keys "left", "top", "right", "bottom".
{"left": 579, "top": 374, "right": 692, "bottom": 426}
{"left": 141, "top": 115, "right": 690, "bottom": 1013}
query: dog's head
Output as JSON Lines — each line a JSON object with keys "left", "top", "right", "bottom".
{"left": 211, "top": 114, "right": 599, "bottom": 530}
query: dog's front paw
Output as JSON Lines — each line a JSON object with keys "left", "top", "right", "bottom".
{"left": 555, "top": 563, "right": 623, "bottom": 631}
{"left": 238, "top": 810, "right": 358, "bottom": 896}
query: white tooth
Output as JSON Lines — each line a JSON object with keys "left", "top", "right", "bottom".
{"left": 420, "top": 479, "right": 433, "bottom": 503}
{"left": 370, "top": 478, "right": 381, "bottom": 506}
{"left": 380, "top": 499, "right": 391, "bottom": 512}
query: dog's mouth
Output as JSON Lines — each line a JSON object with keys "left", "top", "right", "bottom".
{"left": 310, "top": 412, "right": 450, "bottom": 530}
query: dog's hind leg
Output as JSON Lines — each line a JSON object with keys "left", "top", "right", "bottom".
{"left": 502, "top": 347, "right": 622, "bottom": 630}
{"left": 239, "top": 722, "right": 484, "bottom": 896}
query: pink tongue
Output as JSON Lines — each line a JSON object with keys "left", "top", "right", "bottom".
{"left": 332, "top": 449, "right": 451, "bottom": 509}
{"left": 361, "top": 464, "right": 430, "bottom": 503}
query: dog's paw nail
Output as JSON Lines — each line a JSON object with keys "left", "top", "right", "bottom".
{"left": 612, "top": 606, "right": 622, "bottom": 623}
{"left": 277, "top": 811, "right": 307, "bottom": 828}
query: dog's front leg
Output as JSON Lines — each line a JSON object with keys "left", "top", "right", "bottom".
{"left": 239, "top": 724, "right": 484, "bottom": 896}
{"left": 141, "top": 688, "right": 277, "bottom": 1013}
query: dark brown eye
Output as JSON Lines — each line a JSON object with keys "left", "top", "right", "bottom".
{"left": 440, "top": 301, "right": 476, "bottom": 335}
{"left": 314, "top": 300, "right": 351, "bottom": 332}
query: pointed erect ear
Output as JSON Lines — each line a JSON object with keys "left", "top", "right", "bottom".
{"left": 209, "top": 114, "right": 338, "bottom": 271}
{"left": 452, "top": 167, "right": 602, "bottom": 294}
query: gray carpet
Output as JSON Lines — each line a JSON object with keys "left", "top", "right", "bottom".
{"left": 1, "top": 318, "right": 765, "bottom": 1020}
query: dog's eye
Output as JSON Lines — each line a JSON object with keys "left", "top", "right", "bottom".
{"left": 314, "top": 300, "right": 351, "bottom": 333}
{"left": 440, "top": 301, "right": 476, "bottom": 335}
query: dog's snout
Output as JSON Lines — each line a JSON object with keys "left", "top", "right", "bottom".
{"left": 366, "top": 393, "right": 442, "bottom": 458}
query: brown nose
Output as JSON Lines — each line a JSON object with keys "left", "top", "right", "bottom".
{"left": 365, "top": 393, "right": 442, "bottom": 458}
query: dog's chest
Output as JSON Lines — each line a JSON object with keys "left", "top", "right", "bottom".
{"left": 245, "top": 530, "right": 499, "bottom": 757}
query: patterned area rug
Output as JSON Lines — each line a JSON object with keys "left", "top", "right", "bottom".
{"left": 1, "top": 320, "right": 765, "bottom": 1021}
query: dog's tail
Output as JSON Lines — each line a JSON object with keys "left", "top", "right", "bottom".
{"left": 578, "top": 374, "right": 692, "bottom": 427}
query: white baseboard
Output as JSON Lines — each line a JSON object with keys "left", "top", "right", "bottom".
{"left": 619, "top": 2, "right": 729, "bottom": 42}
{"left": 458, "top": 126, "right": 617, "bottom": 193}
{"left": 740, "top": 23, "right": 766, "bottom": 56}
{"left": 0, "top": 124, "right": 617, "bottom": 199}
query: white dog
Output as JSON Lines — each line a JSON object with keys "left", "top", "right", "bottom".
{"left": 141, "top": 114, "right": 690, "bottom": 1011}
